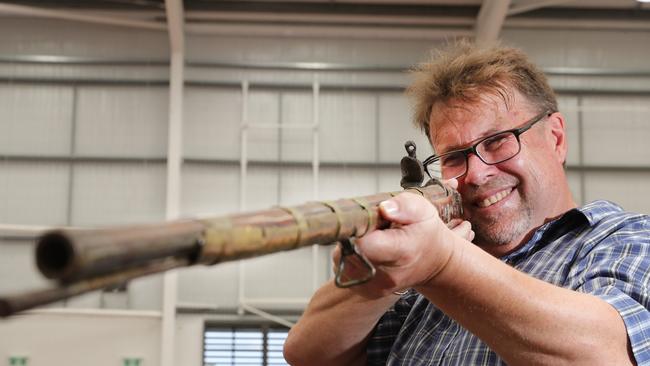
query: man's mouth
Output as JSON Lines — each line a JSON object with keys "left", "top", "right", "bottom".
{"left": 477, "top": 187, "right": 514, "bottom": 208}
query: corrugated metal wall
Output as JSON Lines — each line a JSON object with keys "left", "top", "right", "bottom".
{"left": 0, "top": 15, "right": 649, "bottom": 366}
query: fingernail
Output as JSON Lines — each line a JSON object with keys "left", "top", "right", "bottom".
{"left": 447, "top": 178, "right": 458, "bottom": 189}
{"left": 380, "top": 200, "right": 399, "bottom": 217}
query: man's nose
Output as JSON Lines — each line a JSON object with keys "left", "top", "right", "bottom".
{"left": 462, "top": 153, "right": 497, "bottom": 186}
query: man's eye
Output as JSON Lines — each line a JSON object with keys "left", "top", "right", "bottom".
{"left": 441, "top": 153, "right": 464, "bottom": 167}
{"left": 481, "top": 134, "right": 511, "bottom": 151}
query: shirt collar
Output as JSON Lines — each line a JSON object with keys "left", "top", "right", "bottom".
{"left": 577, "top": 200, "right": 624, "bottom": 226}
{"left": 499, "top": 200, "right": 622, "bottom": 263}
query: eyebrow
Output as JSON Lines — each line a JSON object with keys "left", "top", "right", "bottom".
{"left": 436, "top": 126, "right": 503, "bottom": 154}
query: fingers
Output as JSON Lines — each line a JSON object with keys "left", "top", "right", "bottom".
{"left": 379, "top": 192, "right": 438, "bottom": 225}
{"left": 442, "top": 178, "right": 458, "bottom": 190}
{"left": 331, "top": 245, "right": 341, "bottom": 273}
{"left": 446, "top": 218, "right": 464, "bottom": 229}
{"left": 448, "top": 220, "right": 475, "bottom": 242}
{"left": 355, "top": 229, "right": 409, "bottom": 266}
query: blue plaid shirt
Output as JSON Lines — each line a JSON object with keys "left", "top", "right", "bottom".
{"left": 367, "top": 200, "right": 650, "bottom": 365}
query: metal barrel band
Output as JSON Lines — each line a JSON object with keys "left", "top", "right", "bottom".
{"left": 350, "top": 197, "right": 374, "bottom": 237}
{"left": 279, "top": 206, "right": 309, "bottom": 249}
{"left": 319, "top": 200, "right": 343, "bottom": 241}
{"left": 320, "top": 200, "right": 376, "bottom": 288}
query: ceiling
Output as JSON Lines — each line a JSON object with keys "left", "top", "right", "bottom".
{"left": 0, "top": 0, "right": 649, "bottom": 40}
{"left": 3, "top": 0, "right": 649, "bottom": 9}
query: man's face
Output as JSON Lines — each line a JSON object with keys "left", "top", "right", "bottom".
{"left": 429, "top": 92, "right": 571, "bottom": 256}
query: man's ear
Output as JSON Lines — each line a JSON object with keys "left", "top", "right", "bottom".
{"left": 546, "top": 112, "right": 568, "bottom": 164}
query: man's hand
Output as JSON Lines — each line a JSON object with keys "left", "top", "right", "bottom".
{"left": 332, "top": 191, "right": 474, "bottom": 298}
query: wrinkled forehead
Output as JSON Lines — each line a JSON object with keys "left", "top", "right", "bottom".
{"left": 428, "top": 91, "right": 530, "bottom": 154}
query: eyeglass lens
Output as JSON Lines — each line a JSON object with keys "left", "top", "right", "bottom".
{"left": 438, "top": 131, "right": 521, "bottom": 179}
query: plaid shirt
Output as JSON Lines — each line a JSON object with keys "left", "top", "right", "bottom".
{"left": 367, "top": 200, "right": 650, "bottom": 365}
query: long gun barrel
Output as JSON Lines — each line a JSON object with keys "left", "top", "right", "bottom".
{"left": 0, "top": 140, "right": 461, "bottom": 317}
{"left": 0, "top": 181, "right": 461, "bottom": 317}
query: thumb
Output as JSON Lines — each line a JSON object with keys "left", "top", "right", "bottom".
{"left": 379, "top": 192, "right": 438, "bottom": 225}
{"left": 442, "top": 178, "right": 458, "bottom": 190}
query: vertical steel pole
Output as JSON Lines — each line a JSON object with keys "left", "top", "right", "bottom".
{"left": 66, "top": 86, "right": 78, "bottom": 227}
{"left": 238, "top": 80, "right": 249, "bottom": 315}
{"left": 163, "top": 0, "right": 184, "bottom": 365}
{"left": 311, "top": 76, "right": 320, "bottom": 292}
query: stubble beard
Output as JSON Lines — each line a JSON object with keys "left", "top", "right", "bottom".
{"left": 470, "top": 201, "right": 533, "bottom": 249}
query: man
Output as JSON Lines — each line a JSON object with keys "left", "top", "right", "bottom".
{"left": 283, "top": 42, "right": 650, "bottom": 365}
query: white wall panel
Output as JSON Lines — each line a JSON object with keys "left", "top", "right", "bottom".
{"left": 0, "top": 64, "right": 170, "bottom": 83}
{"left": 0, "top": 240, "right": 48, "bottom": 295}
{"left": 378, "top": 166, "right": 403, "bottom": 193}
{"left": 504, "top": 30, "right": 650, "bottom": 93}
{"left": 0, "top": 313, "right": 161, "bottom": 366}
{"left": 0, "top": 18, "right": 166, "bottom": 82}
{"left": 566, "top": 170, "right": 583, "bottom": 206}
{"left": 248, "top": 91, "right": 280, "bottom": 162}
{"left": 581, "top": 96, "right": 650, "bottom": 166}
{"left": 246, "top": 166, "right": 280, "bottom": 211}
{"left": 178, "top": 263, "right": 239, "bottom": 308}
{"left": 75, "top": 86, "right": 168, "bottom": 157}
{"left": 243, "top": 247, "right": 317, "bottom": 303}
{"left": 0, "top": 162, "right": 69, "bottom": 225}
{"left": 278, "top": 167, "right": 313, "bottom": 206}
{"left": 187, "top": 35, "right": 431, "bottom": 66}
{"left": 0, "top": 84, "right": 73, "bottom": 156}
{"left": 557, "top": 95, "right": 581, "bottom": 166}
{"left": 181, "top": 164, "right": 240, "bottom": 217}
{"left": 129, "top": 274, "right": 163, "bottom": 311}
{"left": 188, "top": 67, "right": 409, "bottom": 89}
{"left": 183, "top": 87, "right": 241, "bottom": 160}
{"left": 280, "top": 92, "right": 313, "bottom": 163}
{"left": 378, "top": 92, "right": 432, "bottom": 163}
{"left": 317, "top": 246, "right": 334, "bottom": 286}
{"left": 548, "top": 75, "right": 650, "bottom": 94}
{"left": 584, "top": 172, "right": 650, "bottom": 214}
{"left": 320, "top": 92, "right": 377, "bottom": 163}
{"left": 64, "top": 290, "right": 102, "bottom": 309}
{"left": 503, "top": 29, "right": 650, "bottom": 70}
{"left": 175, "top": 315, "right": 204, "bottom": 366}
{"left": 70, "top": 164, "right": 166, "bottom": 226}
{"left": 319, "top": 166, "right": 377, "bottom": 201}
{"left": 0, "top": 18, "right": 168, "bottom": 58}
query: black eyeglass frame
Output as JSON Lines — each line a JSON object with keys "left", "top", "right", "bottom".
{"left": 422, "top": 110, "right": 555, "bottom": 180}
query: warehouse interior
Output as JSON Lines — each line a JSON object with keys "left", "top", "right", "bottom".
{"left": 0, "top": 0, "right": 649, "bottom": 365}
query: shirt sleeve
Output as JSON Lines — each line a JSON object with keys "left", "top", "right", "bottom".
{"left": 573, "top": 215, "right": 650, "bottom": 365}
{"left": 366, "top": 290, "right": 418, "bottom": 366}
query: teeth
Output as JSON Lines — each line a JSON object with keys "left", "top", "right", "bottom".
{"left": 479, "top": 189, "right": 511, "bottom": 208}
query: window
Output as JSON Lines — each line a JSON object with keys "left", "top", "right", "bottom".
{"left": 204, "top": 326, "right": 289, "bottom": 366}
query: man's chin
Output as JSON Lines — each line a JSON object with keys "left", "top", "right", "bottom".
{"left": 473, "top": 229, "right": 517, "bottom": 248}
{"left": 471, "top": 210, "right": 531, "bottom": 249}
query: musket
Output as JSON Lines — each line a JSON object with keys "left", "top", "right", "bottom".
{"left": 0, "top": 142, "right": 462, "bottom": 317}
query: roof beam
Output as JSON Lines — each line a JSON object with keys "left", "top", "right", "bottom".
{"left": 0, "top": 2, "right": 164, "bottom": 30}
{"left": 161, "top": 1, "right": 184, "bottom": 366}
{"left": 507, "top": 0, "right": 575, "bottom": 16}
{"left": 474, "top": 0, "right": 511, "bottom": 45}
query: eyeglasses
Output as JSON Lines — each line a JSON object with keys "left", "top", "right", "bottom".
{"left": 422, "top": 110, "right": 553, "bottom": 180}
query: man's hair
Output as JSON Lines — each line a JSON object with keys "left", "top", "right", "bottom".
{"left": 407, "top": 41, "right": 558, "bottom": 139}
